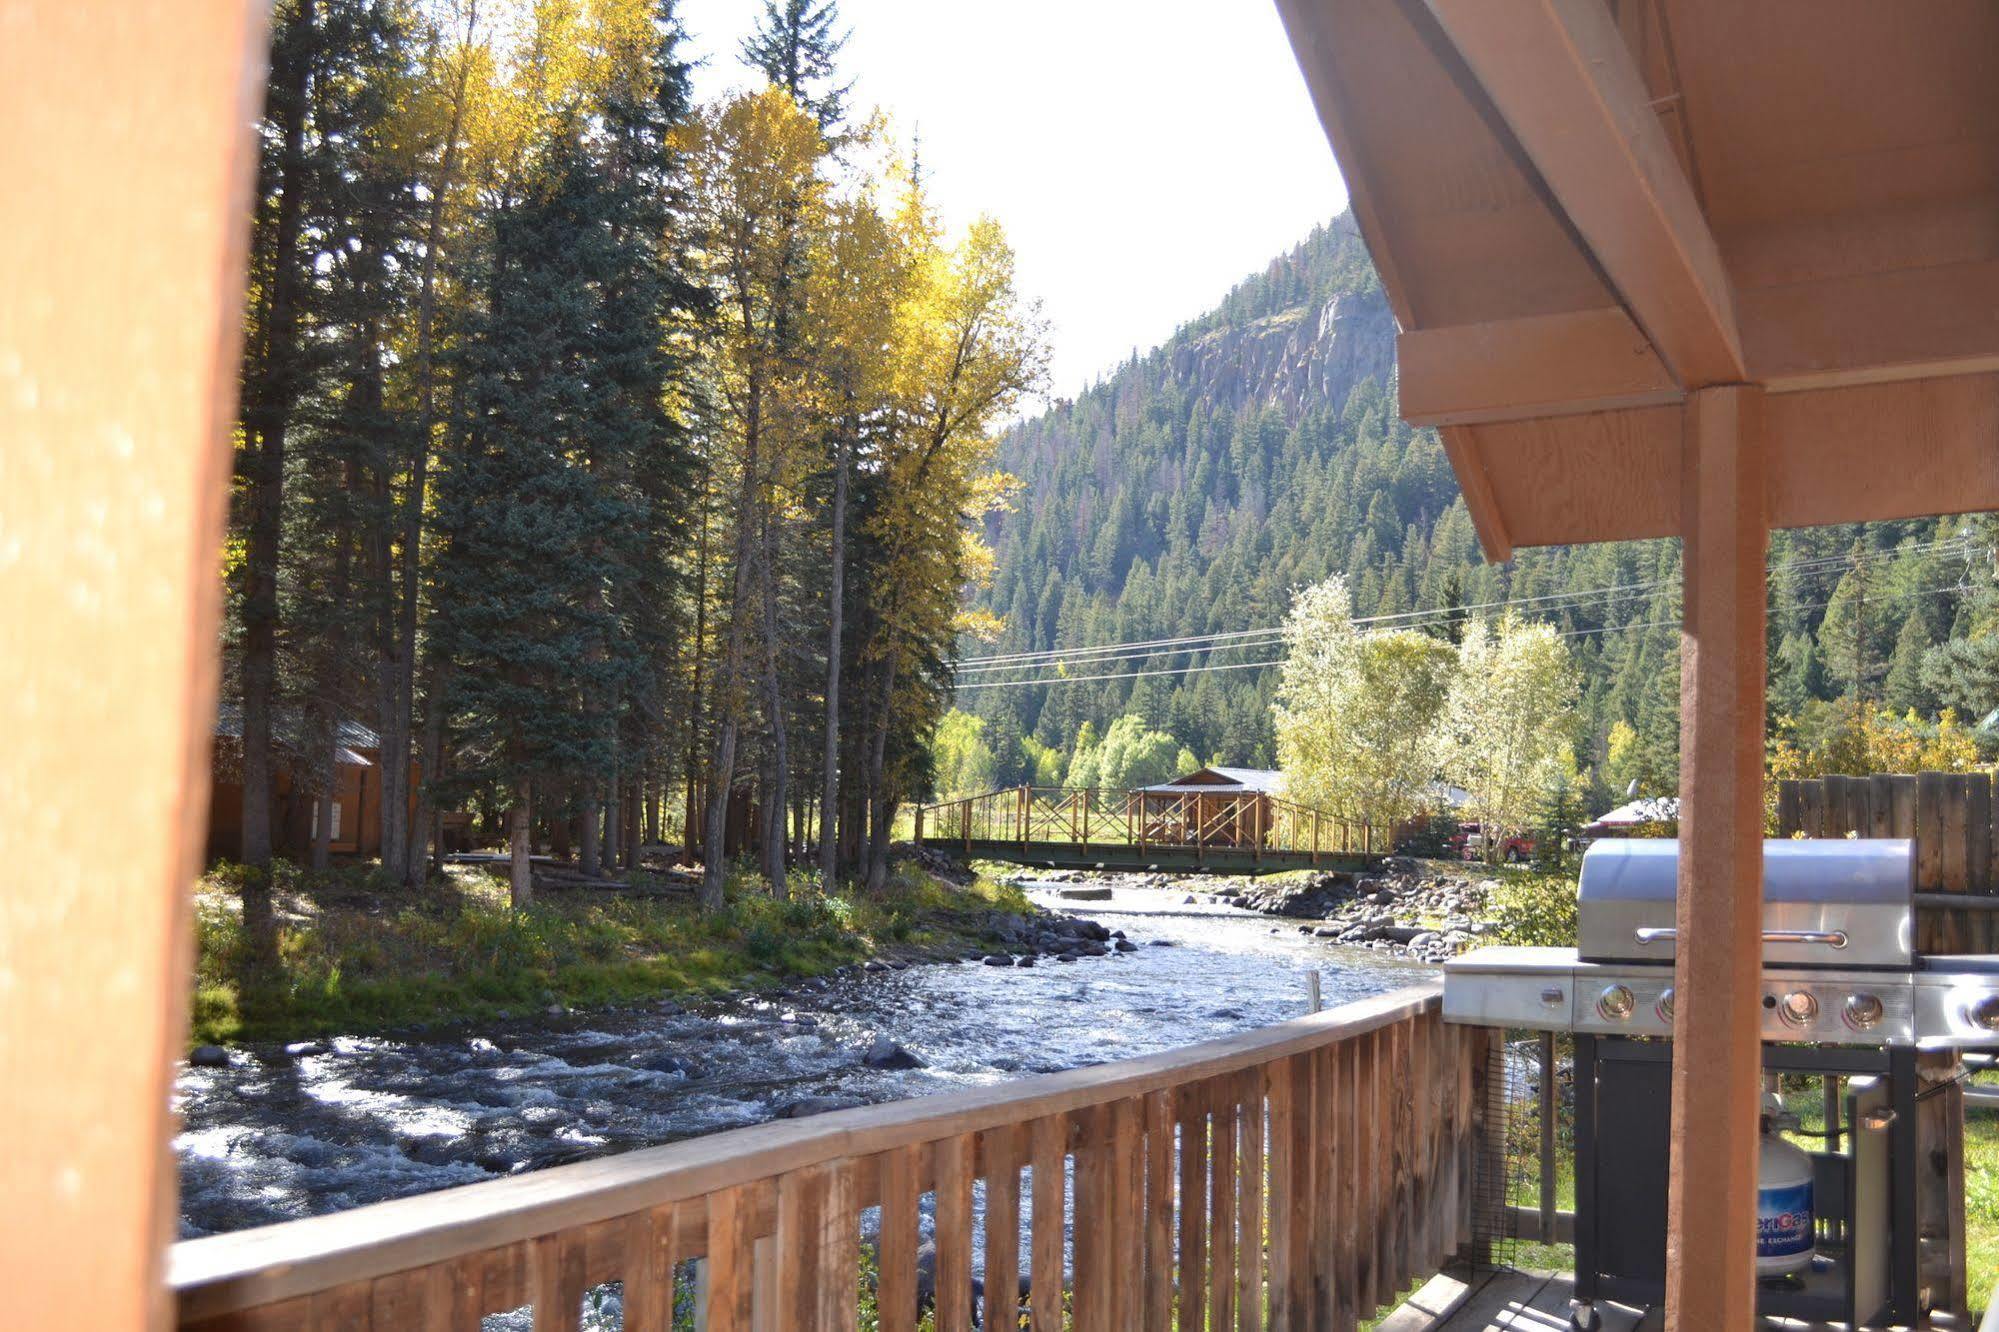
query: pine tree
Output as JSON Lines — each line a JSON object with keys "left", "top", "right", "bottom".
{"left": 435, "top": 128, "right": 639, "bottom": 907}
{"left": 741, "top": 0, "right": 850, "bottom": 131}
{"left": 1883, "top": 609, "right": 1934, "bottom": 715}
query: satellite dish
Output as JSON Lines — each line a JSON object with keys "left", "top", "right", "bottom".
{"left": 1625, "top": 779, "right": 1639, "bottom": 798}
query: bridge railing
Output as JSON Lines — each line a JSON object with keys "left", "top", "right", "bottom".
{"left": 915, "top": 786, "right": 1380, "bottom": 862}
{"left": 171, "top": 984, "right": 1497, "bottom": 1330}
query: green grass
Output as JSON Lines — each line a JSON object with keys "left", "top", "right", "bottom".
{"left": 191, "top": 859, "right": 1033, "bottom": 1046}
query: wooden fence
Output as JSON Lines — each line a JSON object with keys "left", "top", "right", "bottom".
{"left": 1775, "top": 771, "right": 1999, "bottom": 953}
{"left": 171, "top": 984, "right": 1493, "bottom": 1331}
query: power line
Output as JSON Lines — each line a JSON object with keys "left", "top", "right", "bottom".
{"left": 952, "top": 577, "right": 1973, "bottom": 693}
{"left": 953, "top": 537, "right": 1976, "bottom": 675}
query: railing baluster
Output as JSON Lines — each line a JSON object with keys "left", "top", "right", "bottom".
{"left": 1142, "top": 1089, "right": 1175, "bottom": 1332}
{"left": 1208, "top": 1079, "right": 1237, "bottom": 1332}
{"left": 1028, "top": 1114, "right": 1067, "bottom": 1332}
{"left": 1320, "top": 1044, "right": 1346, "bottom": 1332}
{"left": 775, "top": 1164, "right": 827, "bottom": 1330}
{"left": 1072, "top": 1107, "right": 1110, "bottom": 1331}
{"left": 1111, "top": 1099, "right": 1145, "bottom": 1319}
{"left": 1334, "top": 1039, "right": 1360, "bottom": 1330}
{"left": 1264, "top": 1057, "right": 1296, "bottom": 1332}
{"left": 981, "top": 1125, "right": 1021, "bottom": 1332}
{"left": 308, "top": 1285, "right": 369, "bottom": 1329}
{"left": 934, "top": 1135, "right": 975, "bottom": 1332}
{"left": 1237, "top": 1068, "right": 1265, "bottom": 1332}
{"left": 1177, "top": 1085, "right": 1209, "bottom": 1323}
{"left": 820, "top": 1162, "right": 859, "bottom": 1332}
{"left": 621, "top": 1204, "right": 677, "bottom": 1332}
{"left": 704, "top": 1189, "right": 752, "bottom": 1332}
{"left": 877, "top": 1145, "right": 920, "bottom": 1332}
{"left": 529, "top": 1229, "right": 585, "bottom": 1332}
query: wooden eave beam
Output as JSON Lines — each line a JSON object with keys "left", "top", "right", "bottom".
{"left": 1398, "top": 307, "right": 1680, "bottom": 428}
{"left": 1425, "top": 0, "right": 1747, "bottom": 388}
{"left": 1403, "top": 256, "right": 1999, "bottom": 428}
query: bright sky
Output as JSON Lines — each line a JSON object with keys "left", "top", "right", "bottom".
{"left": 676, "top": 0, "right": 1351, "bottom": 403}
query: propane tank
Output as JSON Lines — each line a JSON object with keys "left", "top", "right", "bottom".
{"left": 1756, "top": 1091, "right": 1815, "bottom": 1276}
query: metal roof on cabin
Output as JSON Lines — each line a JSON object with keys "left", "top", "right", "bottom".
{"left": 1141, "top": 767, "right": 1287, "bottom": 794}
{"left": 212, "top": 702, "right": 381, "bottom": 755}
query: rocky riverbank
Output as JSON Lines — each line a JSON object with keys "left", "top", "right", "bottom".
{"left": 1008, "top": 857, "right": 1501, "bottom": 964}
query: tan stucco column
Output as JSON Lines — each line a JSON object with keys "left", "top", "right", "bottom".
{"left": 0, "top": 2, "right": 267, "bottom": 1326}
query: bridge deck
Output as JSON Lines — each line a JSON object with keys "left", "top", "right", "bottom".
{"left": 942, "top": 836, "right": 1375, "bottom": 874}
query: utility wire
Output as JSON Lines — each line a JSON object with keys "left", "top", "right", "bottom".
{"left": 954, "top": 537, "right": 1975, "bottom": 674}
{"left": 952, "top": 578, "right": 1972, "bottom": 692}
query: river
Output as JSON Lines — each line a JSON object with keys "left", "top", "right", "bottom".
{"left": 175, "top": 881, "right": 1433, "bottom": 1249}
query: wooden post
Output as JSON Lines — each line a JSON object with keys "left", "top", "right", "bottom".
{"left": 1666, "top": 385, "right": 1767, "bottom": 1332}
{"left": 1080, "top": 789, "right": 1090, "bottom": 853}
{"left": 1313, "top": 809, "right": 1322, "bottom": 866}
{"left": 1018, "top": 785, "right": 1029, "bottom": 855}
{"left": 913, "top": 805, "right": 924, "bottom": 848}
{"left": 1538, "top": 1032, "right": 1557, "bottom": 1244}
{"left": 0, "top": 5, "right": 267, "bottom": 1331}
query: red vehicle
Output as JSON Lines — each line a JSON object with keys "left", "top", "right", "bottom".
{"left": 1447, "top": 822, "right": 1535, "bottom": 864}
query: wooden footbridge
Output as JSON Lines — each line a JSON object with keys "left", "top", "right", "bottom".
{"left": 913, "top": 785, "right": 1383, "bottom": 873}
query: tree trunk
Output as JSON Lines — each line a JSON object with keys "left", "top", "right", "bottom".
{"left": 239, "top": 0, "right": 315, "bottom": 871}
{"left": 606, "top": 761, "right": 623, "bottom": 873}
{"left": 685, "top": 462, "right": 711, "bottom": 863}
{"left": 864, "top": 657, "right": 898, "bottom": 892}
{"left": 405, "top": 653, "right": 446, "bottom": 882}
{"left": 387, "top": 4, "right": 475, "bottom": 889}
{"left": 817, "top": 429, "right": 848, "bottom": 888}
{"left": 757, "top": 508, "right": 789, "bottom": 898}
{"left": 702, "top": 380, "right": 763, "bottom": 908}
{"left": 579, "top": 794, "right": 600, "bottom": 877}
{"left": 623, "top": 777, "right": 642, "bottom": 868}
{"left": 509, "top": 781, "right": 533, "bottom": 909}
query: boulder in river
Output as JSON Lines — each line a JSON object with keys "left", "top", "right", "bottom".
{"left": 189, "top": 1045, "right": 229, "bottom": 1069}
{"left": 1114, "top": 939, "right": 1138, "bottom": 952}
{"left": 776, "top": 1095, "right": 865, "bottom": 1119}
{"left": 983, "top": 954, "right": 1014, "bottom": 967}
{"left": 862, "top": 1037, "right": 926, "bottom": 1070}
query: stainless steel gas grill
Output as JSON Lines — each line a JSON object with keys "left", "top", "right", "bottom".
{"left": 1442, "top": 838, "right": 1997, "bottom": 1329}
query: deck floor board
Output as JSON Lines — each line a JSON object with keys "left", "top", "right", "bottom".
{"left": 1380, "top": 1267, "right": 1946, "bottom": 1332}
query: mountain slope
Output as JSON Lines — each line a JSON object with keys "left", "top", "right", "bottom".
{"left": 962, "top": 213, "right": 1984, "bottom": 800}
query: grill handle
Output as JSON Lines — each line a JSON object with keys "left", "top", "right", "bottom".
{"left": 1633, "top": 926, "right": 1848, "bottom": 948}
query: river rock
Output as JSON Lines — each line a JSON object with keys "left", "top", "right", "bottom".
{"left": 1114, "top": 939, "right": 1138, "bottom": 952}
{"left": 1016, "top": 955, "right": 1036, "bottom": 968}
{"left": 1058, "top": 885, "right": 1113, "bottom": 901}
{"left": 862, "top": 1037, "right": 926, "bottom": 1070}
{"left": 983, "top": 954, "right": 1014, "bottom": 967}
{"left": 776, "top": 1095, "right": 865, "bottom": 1119}
{"left": 283, "top": 1040, "right": 327, "bottom": 1059}
{"left": 1056, "top": 952, "right": 1079, "bottom": 963}
{"left": 189, "top": 1045, "right": 229, "bottom": 1069}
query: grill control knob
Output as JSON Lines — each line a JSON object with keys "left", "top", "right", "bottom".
{"left": 1966, "top": 994, "right": 1999, "bottom": 1033}
{"left": 1657, "top": 987, "right": 1675, "bottom": 1021}
{"left": 1844, "top": 993, "right": 1884, "bottom": 1031}
{"left": 1780, "top": 990, "right": 1820, "bottom": 1026}
{"left": 1598, "top": 984, "right": 1636, "bottom": 1021}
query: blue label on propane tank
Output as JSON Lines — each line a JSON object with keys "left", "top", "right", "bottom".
{"left": 1757, "top": 1182, "right": 1814, "bottom": 1256}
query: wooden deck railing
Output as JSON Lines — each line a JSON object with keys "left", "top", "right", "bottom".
{"left": 171, "top": 983, "right": 1494, "bottom": 1330}
{"left": 916, "top": 786, "right": 1378, "bottom": 863}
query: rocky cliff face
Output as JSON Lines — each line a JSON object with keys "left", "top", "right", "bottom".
{"left": 1164, "top": 285, "right": 1396, "bottom": 419}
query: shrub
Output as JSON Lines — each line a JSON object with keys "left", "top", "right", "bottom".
{"left": 1488, "top": 871, "right": 1579, "bottom": 947}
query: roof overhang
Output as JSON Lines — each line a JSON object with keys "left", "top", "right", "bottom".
{"left": 1276, "top": 0, "right": 1999, "bottom": 559}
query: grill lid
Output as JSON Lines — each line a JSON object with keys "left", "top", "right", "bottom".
{"left": 1577, "top": 837, "right": 1914, "bottom": 968}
